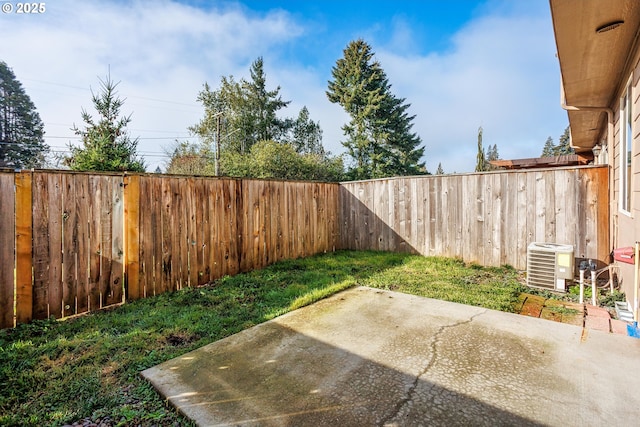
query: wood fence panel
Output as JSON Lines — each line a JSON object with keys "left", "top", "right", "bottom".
{"left": 61, "top": 174, "right": 77, "bottom": 317}
{"left": 107, "top": 176, "right": 124, "bottom": 306}
{"left": 32, "top": 173, "right": 49, "bottom": 320}
{"left": 3, "top": 171, "right": 340, "bottom": 329}
{"left": 338, "top": 166, "right": 609, "bottom": 271}
{"left": 138, "top": 176, "right": 153, "bottom": 297}
{"left": 575, "top": 171, "right": 588, "bottom": 258}
{"left": 228, "top": 179, "right": 241, "bottom": 276}
{"left": 186, "top": 177, "right": 198, "bottom": 287}
{"left": 124, "top": 175, "right": 141, "bottom": 300}
{"left": 0, "top": 172, "right": 15, "bottom": 328}
{"left": 15, "top": 172, "right": 33, "bottom": 324}
{"left": 76, "top": 175, "right": 91, "bottom": 315}
{"left": 87, "top": 176, "right": 103, "bottom": 309}
{"left": 47, "top": 174, "right": 64, "bottom": 318}
{"left": 515, "top": 172, "right": 529, "bottom": 262}
{"left": 209, "top": 180, "right": 223, "bottom": 279}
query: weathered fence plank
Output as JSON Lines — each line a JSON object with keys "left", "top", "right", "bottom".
{"left": 15, "top": 172, "right": 33, "bottom": 324}
{"left": 0, "top": 172, "right": 15, "bottom": 328}
{"left": 124, "top": 175, "right": 141, "bottom": 300}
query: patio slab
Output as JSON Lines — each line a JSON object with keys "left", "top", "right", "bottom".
{"left": 142, "top": 287, "right": 640, "bottom": 426}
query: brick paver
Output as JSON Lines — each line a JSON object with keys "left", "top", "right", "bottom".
{"left": 584, "top": 315, "right": 610, "bottom": 333}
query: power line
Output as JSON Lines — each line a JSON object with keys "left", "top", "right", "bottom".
{"left": 24, "top": 78, "right": 201, "bottom": 107}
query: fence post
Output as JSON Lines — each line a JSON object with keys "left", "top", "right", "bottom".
{"left": 15, "top": 171, "right": 33, "bottom": 325}
{"left": 123, "top": 174, "right": 141, "bottom": 300}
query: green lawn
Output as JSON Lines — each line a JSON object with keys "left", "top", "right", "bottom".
{"left": 0, "top": 250, "right": 523, "bottom": 426}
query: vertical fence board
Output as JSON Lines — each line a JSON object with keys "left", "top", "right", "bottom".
{"left": 195, "top": 178, "right": 207, "bottom": 286}
{"left": 88, "top": 176, "right": 102, "bottom": 310}
{"left": 160, "top": 178, "right": 172, "bottom": 294}
{"left": 124, "top": 175, "right": 141, "bottom": 300}
{"left": 595, "top": 168, "right": 610, "bottom": 263}
{"left": 107, "top": 176, "right": 124, "bottom": 306}
{"left": 47, "top": 174, "right": 63, "bottom": 317}
{"left": 0, "top": 173, "right": 15, "bottom": 328}
{"left": 32, "top": 172, "right": 49, "bottom": 320}
{"left": 15, "top": 172, "right": 33, "bottom": 325}
{"left": 75, "top": 174, "right": 90, "bottom": 315}
{"left": 61, "top": 174, "right": 77, "bottom": 317}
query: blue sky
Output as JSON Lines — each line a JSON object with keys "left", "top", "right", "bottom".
{"left": 1, "top": 0, "right": 567, "bottom": 173}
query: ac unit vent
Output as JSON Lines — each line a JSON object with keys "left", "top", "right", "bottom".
{"left": 526, "top": 242, "right": 574, "bottom": 292}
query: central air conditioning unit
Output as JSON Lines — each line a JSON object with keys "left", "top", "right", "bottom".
{"left": 526, "top": 242, "right": 574, "bottom": 292}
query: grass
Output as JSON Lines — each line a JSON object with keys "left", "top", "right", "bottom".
{"left": 0, "top": 250, "right": 523, "bottom": 426}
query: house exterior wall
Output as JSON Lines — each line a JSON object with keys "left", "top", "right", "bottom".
{"left": 609, "top": 47, "right": 640, "bottom": 304}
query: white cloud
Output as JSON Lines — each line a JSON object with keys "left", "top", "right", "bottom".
{"left": 373, "top": 3, "right": 566, "bottom": 173}
{"left": 1, "top": 0, "right": 566, "bottom": 174}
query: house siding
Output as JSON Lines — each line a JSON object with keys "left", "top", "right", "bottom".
{"left": 610, "top": 50, "right": 640, "bottom": 302}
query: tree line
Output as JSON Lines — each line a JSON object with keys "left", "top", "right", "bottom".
{"left": 0, "top": 39, "right": 428, "bottom": 181}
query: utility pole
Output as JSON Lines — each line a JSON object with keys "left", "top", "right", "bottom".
{"left": 215, "top": 112, "right": 222, "bottom": 176}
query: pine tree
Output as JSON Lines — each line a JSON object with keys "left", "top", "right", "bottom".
{"left": 65, "top": 74, "right": 145, "bottom": 172}
{"left": 287, "top": 106, "right": 323, "bottom": 155}
{"left": 485, "top": 143, "right": 499, "bottom": 171}
{"left": 186, "top": 58, "right": 341, "bottom": 180}
{"left": 0, "top": 61, "right": 48, "bottom": 168}
{"left": 541, "top": 136, "right": 556, "bottom": 157}
{"left": 555, "top": 126, "right": 574, "bottom": 155}
{"left": 244, "top": 57, "right": 290, "bottom": 145}
{"left": 435, "top": 163, "right": 444, "bottom": 175}
{"left": 327, "top": 39, "right": 426, "bottom": 179}
{"left": 191, "top": 58, "right": 292, "bottom": 155}
{"left": 475, "top": 127, "right": 485, "bottom": 172}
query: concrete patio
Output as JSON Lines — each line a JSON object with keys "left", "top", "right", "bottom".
{"left": 143, "top": 287, "right": 640, "bottom": 426}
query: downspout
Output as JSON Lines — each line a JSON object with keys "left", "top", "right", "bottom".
{"left": 560, "top": 78, "right": 618, "bottom": 307}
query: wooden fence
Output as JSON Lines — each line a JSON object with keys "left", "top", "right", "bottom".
{"left": 0, "top": 171, "right": 339, "bottom": 328}
{"left": 0, "top": 166, "right": 609, "bottom": 329}
{"left": 339, "top": 166, "right": 609, "bottom": 270}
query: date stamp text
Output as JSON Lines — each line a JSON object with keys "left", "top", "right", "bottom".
{"left": 2, "top": 3, "right": 46, "bottom": 14}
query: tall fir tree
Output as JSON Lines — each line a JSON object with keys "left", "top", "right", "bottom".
{"left": 555, "top": 126, "right": 574, "bottom": 155}
{"left": 183, "top": 57, "right": 341, "bottom": 180}
{"left": 286, "top": 106, "right": 324, "bottom": 155}
{"left": 0, "top": 61, "right": 48, "bottom": 168}
{"left": 243, "top": 57, "right": 290, "bottom": 145}
{"left": 475, "top": 127, "right": 485, "bottom": 172}
{"left": 485, "top": 143, "right": 499, "bottom": 171}
{"left": 190, "top": 58, "right": 292, "bottom": 155}
{"left": 327, "top": 39, "right": 426, "bottom": 179}
{"left": 65, "top": 74, "right": 145, "bottom": 172}
{"left": 541, "top": 136, "right": 556, "bottom": 157}
{"left": 435, "top": 162, "right": 444, "bottom": 175}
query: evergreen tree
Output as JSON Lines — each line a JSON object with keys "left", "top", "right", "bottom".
{"left": 286, "top": 106, "right": 323, "bottom": 155}
{"left": 65, "top": 74, "right": 145, "bottom": 172}
{"left": 435, "top": 163, "right": 444, "bottom": 175}
{"left": 0, "top": 61, "right": 48, "bottom": 168}
{"left": 327, "top": 39, "right": 426, "bottom": 179}
{"left": 243, "top": 57, "right": 290, "bottom": 145}
{"left": 485, "top": 143, "right": 499, "bottom": 170}
{"left": 475, "top": 127, "right": 485, "bottom": 172}
{"left": 541, "top": 136, "right": 555, "bottom": 157}
{"left": 555, "top": 126, "right": 574, "bottom": 155}
{"left": 191, "top": 58, "right": 291, "bottom": 154}
{"left": 188, "top": 57, "right": 341, "bottom": 179}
